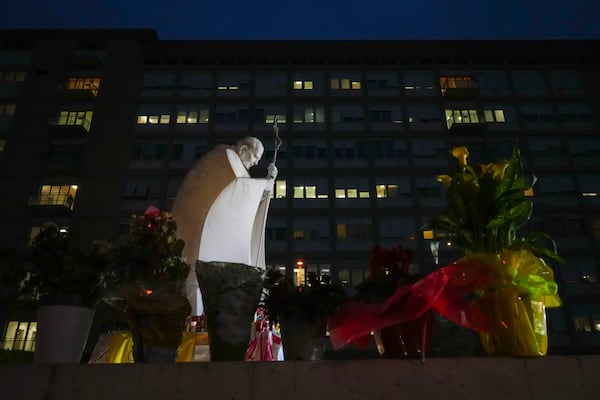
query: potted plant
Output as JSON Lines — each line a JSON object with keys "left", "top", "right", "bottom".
{"left": 19, "top": 223, "right": 110, "bottom": 363}
{"left": 261, "top": 269, "right": 346, "bottom": 360}
{"left": 426, "top": 145, "right": 563, "bottom": 356}
{"left": 104, "top": 205, "right": 191, "bottom": 362}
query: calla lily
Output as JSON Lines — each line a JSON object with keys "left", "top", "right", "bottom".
{"left": 428, "top": 145, "right": 562, "bottom": 264}
{"left": 436, "top": 174, "right": 452, "bottom": 187}
{"left": 479, "top": 163, "right": 495, "bottom": 176}
{"left": 491, "top": 160, "right": 510, "bottom": 180}
{"left": 451, "top": 146, "right": 469, "bottom": 166}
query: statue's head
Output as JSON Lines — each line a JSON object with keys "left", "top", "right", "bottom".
{"left": 236, "top": 137, "right": 264, "bottom": 170}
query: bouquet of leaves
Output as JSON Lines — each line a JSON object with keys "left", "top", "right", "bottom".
{"left": 427, "top": 145, "right": 562, "bottom": 263}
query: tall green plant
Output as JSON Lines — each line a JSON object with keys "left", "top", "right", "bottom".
{"left": 427, "top": 146, "right": 562, "bottom": 263}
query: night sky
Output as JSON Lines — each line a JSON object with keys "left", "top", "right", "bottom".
{"left": 1, "top": 0, "right": 600, "bottom": 40}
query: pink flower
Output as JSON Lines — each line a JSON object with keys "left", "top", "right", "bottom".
{"left": 144, "top": 205, "right": 161, "bottom": 218}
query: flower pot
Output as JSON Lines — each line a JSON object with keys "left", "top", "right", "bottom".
{"left": 35, "top": 295, "right": 95, "bottom": 364}
{"left": 196, "top": 261, "right": 263, "bottom": 361}
{"left": 374, "top": 310, "right": 433, "bottom": 360}
{"left": 126, "top": 290, "right": 191, "bottom": 362}
{"left": 475, "top": 286, "right": 548, "bottom": 356}
{"left": 280, "top": 310, "right": 328, "bottom": 360}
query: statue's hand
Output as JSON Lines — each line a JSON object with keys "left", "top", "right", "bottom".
{"left": 267, "top": 163, "right": 278, "bottom": 180}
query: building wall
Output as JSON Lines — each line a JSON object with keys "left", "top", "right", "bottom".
{"left": 0, "top": 30, "right": 599, "bottom": 354}
{"left": 1, "top": 356, "right": 600, "bottom": 400}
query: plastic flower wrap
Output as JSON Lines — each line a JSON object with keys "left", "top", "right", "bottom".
{"left": 426, "top": 145, "right": 564, "bottom": 356}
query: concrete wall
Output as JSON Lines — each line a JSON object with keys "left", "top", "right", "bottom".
{"left": 1, "top": 356, "right": 599, "bottom": 399}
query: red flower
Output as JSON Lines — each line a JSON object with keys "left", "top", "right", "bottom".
{"left": 367, "top": 244, "right": 413, "bottom": 281}
{"left": 143, "top": 205, "right": 161, "bottom": 231}
{"left": 144, "top": 205, "right": 161, "bottom": 218}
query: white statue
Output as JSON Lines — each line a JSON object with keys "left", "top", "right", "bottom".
{"left": 171, "top": 137, "right": 278, "bottom": 315}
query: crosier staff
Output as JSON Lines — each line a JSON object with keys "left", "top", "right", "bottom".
{"left": 272, "top": 116, "right": 282, "bottom": 166}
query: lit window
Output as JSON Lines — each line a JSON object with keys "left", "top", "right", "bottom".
{"left": 0, "top": 71, "right": 26, "bottom": 82}
{"left": 274, "top": 180, "right": 287, "bottom": 199}
{"left": 483, "top": 109, "right": 506, "bottom": 123}
{"left": 54, "top": 111, "right": 93, "bottom": 131}
{"left": 1, "top": 321, "right": 37, "bottom": 352}
{"left": 293, "top": 106, "right": 325, "bottom": 123}
{"left": 335, "top": 177, "right": 370, "bottom": 199}
{"left": 265, "top": 114, "right": 286, "bottom": 124}
{"left": 331, "top": 78, "right": 361, "bottom": 90}
{"left": 66, "top": 77, "right": 100, "bottom": 96}
{"left": 293, "top": 80, "right": 313, "bottom": 90}
{"left": 573, "top": 316, "right": 591, "bottom": 332}
{"left": 0, "top": 139, "right": 5, "bottom": 152}
{"left": 0, "top": 103, "right": 16, "bottom": 115}
{"left": 176, "top": 108, "right": 209, "bottom": 124}
{"left": 137, "top": 113, "right": 171, "bottom": 125}
{"left": 31, "top": 184, "right": 78, "bottom": 209}
{"left": 292, "top": 178, "right": 327, "bottom": 199}
{"left": 445, "top": 109, "right": 483, "bottom": 129}
{"left": 294, "top": 186, "right": 305, "bottom": 198}
{"left": 217, "top": 72, "right": 249, "bottom": 92}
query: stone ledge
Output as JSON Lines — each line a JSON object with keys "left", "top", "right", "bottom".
{"left": 1, "top": 356, "right": 599, "bottom": 399}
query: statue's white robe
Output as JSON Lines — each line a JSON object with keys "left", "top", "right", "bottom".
{"left": 171, "top": 145, "right": 272, "bottom": 315}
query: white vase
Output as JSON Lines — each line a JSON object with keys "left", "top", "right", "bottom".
{"left": 34, "top": 296, "right": 95, "bottom": 364}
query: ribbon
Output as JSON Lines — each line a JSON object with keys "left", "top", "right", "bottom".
{"left": 502, "top": 249, "right": 561, "bottom": 308}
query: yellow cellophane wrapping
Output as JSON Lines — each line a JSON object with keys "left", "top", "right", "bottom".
{"left": 104, "top": 331, "right": 198, "bottom": 363}
{"left": 475, "top": 286, "right": 547, "bottom": 356}
{"left": 470, "top": 249, "right": 561, "bottom": 357}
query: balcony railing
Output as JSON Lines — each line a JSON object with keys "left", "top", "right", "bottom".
{"left": 57, "top": 82, "right": 99, "bottom": 100}
{"left": 445, "top": 109, "right": 487, "bottom": 133}
{"left": 440, "top": 78, "right": 480, "bottom": 99}
{"left": 0, "top": 339, "right": 35, "bottom": 352}
{"left": 28, "top": 193, "right": 75, "bottom": 210}
{"left": 48, "top": 115, "right": 92, "bottom": 136}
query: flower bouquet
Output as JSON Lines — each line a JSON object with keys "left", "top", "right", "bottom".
{"left": 328, "top": 242, "right": 499, "bottom": 360}
{"left": 426, "top": 145, "right": 563, "bottom": 356}
{"left": 261, "top": 269, "right": 346, "bottom": 360}
{"left": 105, "top": 205, "right": 191, "bottom": 362}
{"left": 353, "top": 244, "right": 433, "bottom": 359}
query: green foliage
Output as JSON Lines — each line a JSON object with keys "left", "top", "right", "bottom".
{"left": 107, "top": 206, "right": 189, "bottom": 288}
{"left": 427, "top": 146, "right": 563, "bottom": 263}
{"left": 18, "top": 224, "right": 109, "bottom": 304}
